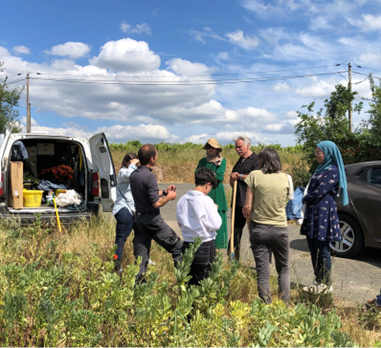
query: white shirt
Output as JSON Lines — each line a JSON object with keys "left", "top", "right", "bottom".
{"left": 177, "top": 190, "right": 222, "bottom": 243}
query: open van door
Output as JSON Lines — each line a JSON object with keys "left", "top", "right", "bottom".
{"left": 89, "top": 133, "right": 117, "bottom": 212}
{"left": 0, "top": 127, "right": 13, "bottom": 200}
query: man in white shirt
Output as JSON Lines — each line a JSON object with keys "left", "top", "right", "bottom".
{"left": 177, "top": 168, "right": 222, "bottom": 285}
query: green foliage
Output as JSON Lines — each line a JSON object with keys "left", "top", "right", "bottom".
{"left": 295, "top": 83, "right": 381, "bottom": 173}
{"left": 366, "top": 74, "right": 381, "bottom": 147}
{"left": 0, "top": 217, "right": 360, "bottom": 346}
{"left": 0, "top": 61, "right": 23, "bottom": 134}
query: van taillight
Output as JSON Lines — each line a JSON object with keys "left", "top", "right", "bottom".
{"left": 92, "top": 172, "right": 100, "bottom": 196}
{"left": 0, "top": 172, "right": 3, "bottom": 197}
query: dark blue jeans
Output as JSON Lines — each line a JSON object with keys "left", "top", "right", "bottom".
{"left": 376, "top": 289, "right": 381, "bottom": 306}
{"left": 306, "top": 237, "right": 332, "bottom": 285}
{"left": 114, "top": 207, "right": 134, "bottom": 270}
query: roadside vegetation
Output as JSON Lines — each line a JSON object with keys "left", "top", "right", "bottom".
{"left": 110, "top": 141, "right": 306, "bottom": 186}
{"left": 0, "top": 215, "right": 380, "bottom": 347}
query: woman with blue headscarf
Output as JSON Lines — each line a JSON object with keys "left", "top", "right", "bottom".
{"left": 301, "top": 140, "right": 348, "bottom": 294}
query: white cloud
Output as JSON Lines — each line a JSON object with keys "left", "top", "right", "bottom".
{"left": 189, "top": 27, "right": 224, "bottom": 44}
{"left": 90, "top": 38, "right": 160, "bottom": 72}
{"left": 357, "top": 13, "right": 381, "bottom": 31}
{"left": 242, "top": 0, "right": 367, "bottom": 17}
{"left": 120, "top": 21, "right": 151, "bottom": 35}
{"left": 226, "top": 30, "right": 260, "bottom": 49}
{"left": 310, "top": 16, "right": 331, "bottom": 30}
{"left": 213, "top": 131, "right": 273, "bottom": 145}
{"left": 295, "top": 78, "right": 335, "bottom": 98}
{"left": 120, "top": 21, "right": 131, "bottom": 33}
{"left": 20, "top": 118, "right": 178, "bottom": 144}
{"left": 359, "top": 52, "right": 381, "bottom": 63}
{"left": 44, "top": 42, "right": 91, "bottom": 59}
{"left": 273, "top": 82, "right": 292, "bottom": 92}
{"left": 13, "top": 45, "right": 30, "bottom": 54}
{"left": 166, "top": 58, "right": 211, "bottom": 75}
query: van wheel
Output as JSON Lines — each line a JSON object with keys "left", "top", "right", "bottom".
{"left": 329, "top": 215, "right": 364, "bottom": 258}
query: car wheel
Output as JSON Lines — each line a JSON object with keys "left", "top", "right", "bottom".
{"left": 329, "top": 214, "right": 364, "bottom": 258}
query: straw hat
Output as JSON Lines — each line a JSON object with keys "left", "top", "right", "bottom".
{"left": 203, "top": 138, "right": 222, "bottom": 151}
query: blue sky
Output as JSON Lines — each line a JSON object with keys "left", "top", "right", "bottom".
{"left": 1, "top": 0, "right": 381, "bottom": 146}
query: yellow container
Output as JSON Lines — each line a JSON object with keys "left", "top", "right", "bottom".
{"left": 55, "top": 189, "right": 67, "bottom": 196}
{"left": 23, "top": 189, "right": 44, "bottom": 207}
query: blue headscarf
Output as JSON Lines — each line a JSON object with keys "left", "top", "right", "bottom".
{"left": 315, "top": 140, "right": 349, "bottom": 206}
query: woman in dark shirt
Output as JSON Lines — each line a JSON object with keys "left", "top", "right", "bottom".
{"left": 301, "top": 140, "right": 348, "bottom": 294}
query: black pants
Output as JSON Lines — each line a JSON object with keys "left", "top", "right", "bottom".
{"left": 182, "top": 240, "right": 216, "bottom": 286}
{"left": 133, "top": 214, "right": 183, "bottom": 282}
{"left": 227, "top": 205, "right": 246, "bottom": 261}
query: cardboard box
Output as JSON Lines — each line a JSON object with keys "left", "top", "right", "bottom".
{"left": 9, "top": 162, "right": 23, "bottom": 209}
{"left": 37, "top": 143, "right": 54, "bottom": 156}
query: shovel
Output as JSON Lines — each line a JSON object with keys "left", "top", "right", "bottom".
{"left": 53, "top": 198, "right": 62, "bottom": 232}
{"left": 230, "top": 180, "right": 238, "bottom": 261}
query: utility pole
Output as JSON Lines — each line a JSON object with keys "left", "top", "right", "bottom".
{"left": 348, "top": 63, "right": 352, "bottom": 132}
{"left": 26, "top": 73, "right": 31, "bottom": 133}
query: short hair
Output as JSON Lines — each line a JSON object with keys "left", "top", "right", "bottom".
{"left": 122, "top": 152, "right": 138, "bottom": 167}
{"left": 138, "top": 144, "right": 157, "bottom": 165}
{"left": 258, "top": 147, "right": 282, "bottom": 174}
{"left": 233, "top": 135, "right": 251, "bottom": 146}
{"left": 195, "top": 168, "right": 217, "bottom": 189}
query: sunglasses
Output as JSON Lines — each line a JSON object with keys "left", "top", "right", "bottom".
{"left": 206, "top": 144, "right": 215, "bottom": 150}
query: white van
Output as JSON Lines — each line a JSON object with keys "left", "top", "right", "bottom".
{"left": 0, "top": 128, "right": 116, "bottom": 223}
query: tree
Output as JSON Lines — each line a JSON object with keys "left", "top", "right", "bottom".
{"left": 324, "top": 84, "right": 362, "bottom": 119}
{"left": 0, "top": 61, "right": 23, "bottom": 133}
{"left": 366, "top": 74, "right": 381, "bottom": 148}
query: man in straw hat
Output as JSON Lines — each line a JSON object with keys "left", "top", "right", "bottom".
{"left": 229, "top": 135, "right": 259, "bottom": 261}
{"left": 196, "top": 138, "right": 228, "bottom": 249}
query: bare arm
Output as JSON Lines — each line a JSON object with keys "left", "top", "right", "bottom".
{"left": 242, "top": 186, "right": 254, "bottom": 227}
{"left": 152, "top": 191, "right": 176, "bottom": 208}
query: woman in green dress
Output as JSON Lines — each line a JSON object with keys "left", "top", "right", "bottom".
{"left": 196, "top": 138, "right": 228, "bottom": 249}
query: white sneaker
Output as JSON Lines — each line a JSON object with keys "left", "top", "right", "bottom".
{"left": 317, "top": 284, "right": 333, "bottom": 294}
{"left": 303, "top": 282, "right": 318, "bottom": 293}
{"left": 148, "top": 259, "right": 155, "bottom": 265}
{"left": 303, "top": 282, "right": 333, "bottom": 294}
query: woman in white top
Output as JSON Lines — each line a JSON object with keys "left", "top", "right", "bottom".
{"left": 112, "top": 152, "right": 139, "bottom": 272}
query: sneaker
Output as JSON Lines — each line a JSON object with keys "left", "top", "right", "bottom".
{"left": 116, "top": 268, "right": 123, "bottom": 275}
{"left": 316, "top": 284, "right": 333, "bottom": 294}
{"left": 366, "top": 298, "right": 381, "bottom": 311}
{"left": 148, "top": 259, "right": 155, "bottom": 265}
{"left": 303, "top": 282, "right": 318, "bottom": 293}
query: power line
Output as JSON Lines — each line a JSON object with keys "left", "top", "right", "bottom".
{"left": 29, "top": 71, "right": 343, "bottom": 86}
{"left": 14, "top": 63, "right": 342, "bottom": 79}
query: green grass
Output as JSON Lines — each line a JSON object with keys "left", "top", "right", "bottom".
{"left": 0, "top": 215, "right": 380, "bottom": 346}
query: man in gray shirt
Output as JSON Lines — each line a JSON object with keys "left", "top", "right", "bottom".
{"left": 130, "top": 144, "right": 182, "bottom": 282}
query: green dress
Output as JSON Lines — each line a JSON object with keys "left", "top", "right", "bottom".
{"left": 196, "top": 157, "right": 228, "bottom": 249}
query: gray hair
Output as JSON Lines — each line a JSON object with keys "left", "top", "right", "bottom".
{"left": 233, "top": 135, "right": 251, "bottom": 146}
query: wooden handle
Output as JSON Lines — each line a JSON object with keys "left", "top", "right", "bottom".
{"left": 230, "top": 180, "right": 238, "bottom": 255}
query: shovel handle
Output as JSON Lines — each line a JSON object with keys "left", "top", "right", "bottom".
{"left": 230, "top": 180, "right": 238, "bottom": 255}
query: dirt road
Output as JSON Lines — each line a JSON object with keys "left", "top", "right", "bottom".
{"left": 158, "top": 183, "right": 381, "bottom": 304}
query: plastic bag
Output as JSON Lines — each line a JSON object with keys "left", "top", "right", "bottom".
{"left": 285, "top": 186, "right": 305, "bottom": 223}
{"left": 55, "top": 189, "right": 82, "bottom": 207}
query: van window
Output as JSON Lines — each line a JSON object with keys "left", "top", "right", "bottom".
{"left": 0, "top": 134, "right": 4, "bottom": 149}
